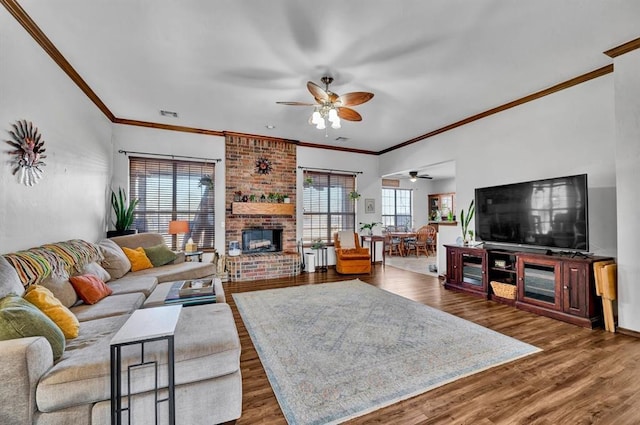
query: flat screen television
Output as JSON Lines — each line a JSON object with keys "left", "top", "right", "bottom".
{"left": 475, "top": 174, "right": 588, "bottom": 251}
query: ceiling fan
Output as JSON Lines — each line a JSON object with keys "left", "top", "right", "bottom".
{"left": 277, "top": 76, "right": 374, "bottom": 130}
{"left": 409, "top": 171, "right": 433, "bottom": 182}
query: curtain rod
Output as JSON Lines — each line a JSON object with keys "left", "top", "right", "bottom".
{"left": 298, "top": 166, "right": 362, "bottom": 175}
{"left": 118, "top": 149, "right": 222, "bottom": 163}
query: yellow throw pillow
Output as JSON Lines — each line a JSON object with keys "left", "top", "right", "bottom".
{"left": 121, "top": 247, "right": 154, "bottom": 272}
{"left": 23, "top": 285, "right": 79, "bottom": 339}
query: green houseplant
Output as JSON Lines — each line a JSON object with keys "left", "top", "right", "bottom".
{"left": 460, "top": 199, "right": 475, "bottom": 244}
{"left": 110, "top": 187, "right": 139, "bottom": 235}
{"left": 359, "top": 222, "right": 381, "bottom": 235}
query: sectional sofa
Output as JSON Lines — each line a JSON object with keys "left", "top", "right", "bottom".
{"left": 0, "top": 233, "right": 242, "bottom": 425}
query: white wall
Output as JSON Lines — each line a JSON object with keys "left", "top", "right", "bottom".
{"left": 614, "top": 49, "right": 640, "bottom": 332}
{"left": 380, "top": 74, "right": 618, "bottom": 280}
{"left": 110, "top": 125, "right": 226, "bottom": 251}
{"left": 0, "top": 11, "right": 113, "bottom": 251}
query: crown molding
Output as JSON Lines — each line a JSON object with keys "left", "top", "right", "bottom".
{"left": 113, "top": 118, "right": 224, "bottom": 136}
{"left": 379, "top": 64, "right": 614, "bottom": 155}
{"left": 604, "top": 37, "right": 640, "bottom": 58}
{"left": 1, "top": 0, "right": 116, "bottom": 121}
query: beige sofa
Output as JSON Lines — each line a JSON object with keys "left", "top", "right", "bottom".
{"left": 0, "top": 233, "right": 242, "bottom": 425}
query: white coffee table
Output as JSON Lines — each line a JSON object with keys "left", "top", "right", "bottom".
{"left": 110, "top": 305, "right": 182, "bottom": 425}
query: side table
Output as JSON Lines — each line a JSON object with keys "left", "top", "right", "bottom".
{"left": 184, "top": 251, "right": 203, "bottom": 262}
{"left": 314, "top": 247, "right": 328, "bottom": 272}
{"left": 361, "top": 235, "right": 386, "bottom": 266}
{"left": 110, "top": 305, "right": 182, "bottom": 425}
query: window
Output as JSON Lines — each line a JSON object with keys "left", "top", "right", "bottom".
{"left": 382, "top": 188, "right": 413, "bottom": 229}
{"left": 129, "top": 157, "right": 215, "bottom": 250}
{"left": 303, "top": 171, "right": 356, "bottom": 243}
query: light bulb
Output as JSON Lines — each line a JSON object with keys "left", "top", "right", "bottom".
{"left": 328, "top": 108, "right": 338, "bottom": 122}
{"left": 311, "top": 111, "right": 322, "bottom": 125}
{"left": 410, "top": 177, "right": 417, "bottom": 183}
{"left": 316, "top": 119, "right": 326, "bottom": 130}
{"left": 331, "top": 117, "right": 341, "bottom": 129}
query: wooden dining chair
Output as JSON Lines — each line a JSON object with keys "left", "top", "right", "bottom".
{"left": 406, "top": 227, "right": 430, "bottom": 257}
{"left": 424, "top": 225, "right": 437, "bottom": 256}
{"left": 384, "top": 232, "right": 403, "bottom": 256}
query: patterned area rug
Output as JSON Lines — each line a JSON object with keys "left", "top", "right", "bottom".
{"left": 233, "top": 280, "right": 540, "bottom": 425}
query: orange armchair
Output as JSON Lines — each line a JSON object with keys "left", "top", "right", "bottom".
{"left": 334, "top": 231, "right": 371, "bottom": 274}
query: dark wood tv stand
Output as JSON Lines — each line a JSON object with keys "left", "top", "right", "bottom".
{"left": 444, "top": 244, "right": 613, "bottom": 328}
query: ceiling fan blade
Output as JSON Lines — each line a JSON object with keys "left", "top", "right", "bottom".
{"left": 338, "top": 91, "right": 374, "bottom": 107}
{"left": 276, "top": 101, "right": 316, "bottom": 106}
{"left": 419, "top": 175, "right": 433, "bottom": 180}
{"left": 337, "top": 107, "right": 362, "bottom": 121}
{"left": 307, "top": 81, "right": 328, "bottom": 103}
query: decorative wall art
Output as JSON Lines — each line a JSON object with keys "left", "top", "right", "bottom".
{"left": 255, "top": 157, "right": 272, "bottom": 175}
{"left": 365, "top": 198, "right": 375, "bottom": 214}
{"left": 5, "top": 120, "right": 47, "bottom": 186}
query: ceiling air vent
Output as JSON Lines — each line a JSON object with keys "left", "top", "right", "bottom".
{"left": 160, "top": 110, "right": 179, "bottom": 118}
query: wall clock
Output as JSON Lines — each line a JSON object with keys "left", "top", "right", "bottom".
{"left": 5, "top": 120, "right": 47, "bottom": 186}
{"left": 255, "top": 157, "right": 272, "bottom": 175}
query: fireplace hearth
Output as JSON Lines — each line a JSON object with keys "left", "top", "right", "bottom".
{"left": 242, "top": 228, "right": 282, "bottom": 254}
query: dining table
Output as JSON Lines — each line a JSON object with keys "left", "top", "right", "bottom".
{"left": 387, "top": 231, "right": 417, "bottom": 256}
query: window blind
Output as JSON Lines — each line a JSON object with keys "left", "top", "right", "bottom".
{"left": 129, "top": 157, "right": 215, "bottom": 250}
{"left": 302, "top": 171, "right": 355, "bottom": 243}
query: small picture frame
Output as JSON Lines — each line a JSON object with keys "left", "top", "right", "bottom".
{"left": 365, "top": 198, "right": 375, "bottom": 214}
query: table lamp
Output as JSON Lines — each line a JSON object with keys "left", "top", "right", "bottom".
{"left": 168, "top": 220, "right": 189, "bottom": 251}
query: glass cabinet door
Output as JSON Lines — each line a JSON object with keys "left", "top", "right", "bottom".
{"left": 462, "top": 253, "right": 484, "bottom": 287}
{"left": 518, "top": 257, "right": 561, "bottom": 309}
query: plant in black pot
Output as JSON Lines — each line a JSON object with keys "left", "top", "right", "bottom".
{"left": 107, "top": 187, "right": 139, "bottom": 238}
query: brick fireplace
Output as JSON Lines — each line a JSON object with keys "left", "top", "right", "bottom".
{"left": 224, "top": 133, "right": 300, "bottom": 281}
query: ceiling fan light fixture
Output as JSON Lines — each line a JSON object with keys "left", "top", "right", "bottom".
{"left": 280, "top": 76, "right": 373, "bottom": 132}
{"left": 328, "top": 108, "right": 338, "bottom": 123}
{"left": 311, "top": 110, "right": 322, "bottom": 125}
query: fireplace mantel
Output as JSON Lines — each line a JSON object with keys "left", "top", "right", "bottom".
{"left": 231, "top": 202, "right": 294, "bottom": 216}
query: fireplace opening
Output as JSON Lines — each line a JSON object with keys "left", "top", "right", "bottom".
{"left": 242, "top": 228, "right": 283, "bottom": 254}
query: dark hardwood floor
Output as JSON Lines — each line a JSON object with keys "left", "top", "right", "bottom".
{"left": 223, "top": 264, "right": 640, "bottom": 425}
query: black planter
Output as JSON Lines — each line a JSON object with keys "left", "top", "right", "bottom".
{"left": 106, "top": 229, "right": 138, "bottom": 238}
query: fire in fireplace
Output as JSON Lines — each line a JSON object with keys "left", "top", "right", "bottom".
{"left": 241, "top": 228, "right": 282, "bottom": 254}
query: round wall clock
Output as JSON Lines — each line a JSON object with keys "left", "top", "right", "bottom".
{"left": 255, "top": 157, "right": 272, "bottom": 175}
{"left": 5, "top": 120, "right": 47, "bottom": 186}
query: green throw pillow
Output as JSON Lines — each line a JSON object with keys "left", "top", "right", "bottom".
{"left": 143, "top": 244, "right": 178, "bottom": 267}
{"left": 0, "top": 294, "right": 65, "bottom": 360}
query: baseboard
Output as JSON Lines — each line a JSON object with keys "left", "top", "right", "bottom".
{"left": 616, "top": 327, "right": 640, "bottom": 339}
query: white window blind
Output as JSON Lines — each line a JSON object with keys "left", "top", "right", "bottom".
{"left": 303, "top": 171, "right": 356, "bottom": 243}
{"left": 129, "top": 157, "right": 215, "bottom": 250}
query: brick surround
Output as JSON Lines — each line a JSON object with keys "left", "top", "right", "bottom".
{"left": 225, "top": 134, "right": 299, "bottom": 281}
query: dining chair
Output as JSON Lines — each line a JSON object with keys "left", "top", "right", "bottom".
{"left": 384, "top": 233, "right": 403, "bottom": 256}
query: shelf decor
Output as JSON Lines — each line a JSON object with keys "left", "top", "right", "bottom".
{"left": 5, "top": 119, "right": 47, "bottom": 186}
{"left": 255, "top": 157, "right": 272, "bottom": 175}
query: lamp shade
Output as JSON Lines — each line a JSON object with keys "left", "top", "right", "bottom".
{"left": 168, "top": 220, "right": 189, "bottom": 234}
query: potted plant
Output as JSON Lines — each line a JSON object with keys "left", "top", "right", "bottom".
{"left": 108, "top": 187, "right": 139, "bottom": 238}
{"left": 359, "top": 222, "right": 381, "bottom": 235}
{"left": 311, "top": 239, "right": 325, "bottom": 250}
{"left": 460, "top": 199, "right": 475, "bottom": 244}
{"left": 283, "top": 194, "right": 291, "bottom": 204}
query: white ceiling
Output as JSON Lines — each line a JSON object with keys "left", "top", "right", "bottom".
{"left": 16, "top": 0, "right": 640, "bottom": 154}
